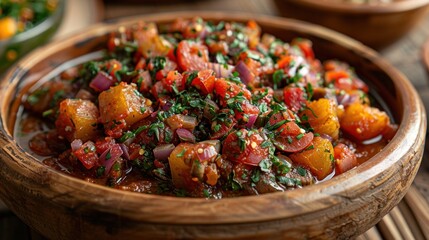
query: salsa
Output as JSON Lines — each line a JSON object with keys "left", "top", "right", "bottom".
{"left": 17, "top": 17, "right": 397, "bottom": 198}
{"left": 0, "top": 0, "right": 58, "bottom": 40}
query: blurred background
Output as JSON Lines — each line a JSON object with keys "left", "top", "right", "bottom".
{"left": 1, "top": 0, "right": 429, "bottom": 239}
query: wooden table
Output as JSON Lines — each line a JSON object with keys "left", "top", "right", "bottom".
{"left": 1, "top": 0, "right": 429, "bottom": 239}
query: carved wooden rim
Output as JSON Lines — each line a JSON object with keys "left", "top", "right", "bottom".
{"left": 0, "top": 11, "right": 426, "bottom": 225}
{"left": 288, "top": 0, "right": 429, "bottom": 14}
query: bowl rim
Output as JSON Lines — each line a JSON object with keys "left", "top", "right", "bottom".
{"left": 286, "top": 0, "right": 429, "bottom": 14}
{"left": 0, "top": 0, "right": 64, "bottom": 45}
{"left": 424, "top": 37, "right": 429, "bottom": 73}
{"left": 0, "top": 11, "right": 426, "bottom": 225}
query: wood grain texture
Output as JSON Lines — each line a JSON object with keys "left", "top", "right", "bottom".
{"left": 273, "top": 0, "right": 429, "bottom": 50}
{"left": 0, "top": 12, "right": 426, "bottom": 239}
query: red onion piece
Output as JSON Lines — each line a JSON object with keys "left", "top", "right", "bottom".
{"left": 196, "top": 145, "right": 217, "bottom": 162}
{"left": 119, "top": 143, "right": 130, "bottom": 160}
{"left": 89, "top": 72, "right": 114, "bottom": 92}
{"left": 162, "top": 102, "right": 173, "bottom": 111}
{"left": 203, "top": 98, "right": 219, "bottom": 119}
{"left": 234, "top": 61, "right": 253, "bottom": 85}
{"left": 176, "top": 128, "right": 196, "bottom": 143}
{"left": 245, "top": 114, "right": 258, "bottom": 128}
{"left": 181, "top": 115, "right": 198, "bottom": 129}
{"left": 151, "top": 110, "right": 158, "bottom": 118}
{"left": 336, "top": 93, "right": 359, "bottom": 107}
{"left": 153, "top": 144, "right": 175, "bottom": 161}
{"left": 207, "top": 62, "right": 234, "bottom": 78}
{"left": 99, "top": 144, "right": 123, "bottom": 174}
{"left": 319, "top": 133, "right": 333, "bottom": 142}
{"left": 71, "top": 139, "right": 83, "bottom": 152}
{"left": 200, "top": 140, "right": 221, "bottom": 153}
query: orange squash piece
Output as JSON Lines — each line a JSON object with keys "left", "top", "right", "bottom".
{"left": 55, "top": 99, "right": 99, "bottom": 142}
{"left": 98, "top": 82, "right": 152, "bottom": 127}
{"left": 340, "top": 102, "right": 389, "bottom": 141}
{"left": 290, "top": 136, "right": 334, "bottom": 180}
{"left": 300, "top": 98, "right": 340, "bottom": 140}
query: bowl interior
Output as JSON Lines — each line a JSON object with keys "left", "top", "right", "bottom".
{"left": 0, "top": 12, "right": 425, "bottom": 236}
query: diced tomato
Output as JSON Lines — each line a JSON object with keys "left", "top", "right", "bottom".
{"left": 325, "top": 70, "right": 368, "bottom": 93}
{"left": 234, "top": 101, "right": 260, "bottom": 125}
{"left": 135, "top": 58, "right": 146, "bottom": 70}
{"left": 104, "top": 59, "right": 122, "bottom": 79}
{"left": 334, "top": 143, "right": 358, "bottom": 175}
{"left": 222, "top": 129, "right": 269, "bottom": 166}
{"left": 73, "top": 141, "right": 99, "bottom": 169}
{"left": 277, "top": 121, "right": 302, "bottom": 137}
{"left": 176, "top": 40, "right": 209, "bottom": 71}
{"left": 95, "top": 137, "right": 115, "bottom": 155}
{"left": 154, "top": 58, "right": 178, "bottom": 81}
{"left": 191, "top": 69, "right": 215, "bottom": 95}
{"left": 292, "top": 38, "right": 315, "bottom": 60}
{"left": 277, "top": 55, "right": 293, "bottom": 69}
{"left": 104, "top": 119, "right": 127, "bottom": 138}
{"left": 274, "top": 132, "right": 314, "bottom": 153}
{"left": 132, "top": 70, "right": 152, "bottom": 93}
{"left": 161, "top": 71, "right": 185, "bottom": 92}
{"left": 283, "top": 87, "right": 307, "bottom": 112}
{"left": 151, "top": 81, "right": 167, "bottom": 99}
{"left": 167, "top": 48, "right": 176, "bottom": 62}
{"left": 268, "top": 111, "right": 296, "bottom": 127}
{"left": 214, "top": 78, "right": 251, "bottom": 106}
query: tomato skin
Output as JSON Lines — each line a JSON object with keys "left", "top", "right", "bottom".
{"left": 161, "top": 70, "right": 185, "bottom": 92}
{"left": 214, "top": 78, "right": 252, "bottom": 106}
{"left": 73, "top": 141, "right": 99, "bottom": 170}
{"left": 222, "top": 129, "right": 269, "bottom": 166}
{"left": 176, "top": 40, "right": 209, "bottom": 71}
{"left": 334, "top": 143, "right": 358, "bottom": 175}
{"left": 283, "top": 87, "right": 307, "bottom": 112}
{"left": 274, "top": 132, "right": 314, "bottom": 153}
{"left": 292, "top": 38, "right": 315, "bottom": 60}
{"left": 191, "top": 69, "right": 216, "bottom": 95}
{"left": 95, "top": 137, "right": 115, "bottom": 155}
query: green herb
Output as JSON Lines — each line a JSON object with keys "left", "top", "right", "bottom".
{"left": 176, "top": 149, "right": 186, "bottom": 158}
{"left": 251, "top": 170, "right": 261, "bottom": 183}
{"left": 296, "top": 133, "right": 304, "bottom": 140}
{"left": 266, "top": 119, "right": 287, "bottom": 131}
{"left": 259, "top": 159, "right": 272, "bottom": 172}
{"left": 261, "top": 140, "right": 271, "bottom": 149}
{"left": 272, "top": 70, "right": 284, "bottom": 90}
{"left": 186, "top": 71, "right": 198, "bottom": 85}
{"left": 140, "top": 106, "right": 146, "bottom": 113}
{"left": 305, "top": 145, "right": 314, "bottom": 150}
{"left": 42, "top": 109, "right": 53, "bottom": 117}
{"left": 105, "top": 150, "right": 111, "bottom": 160}
{"left": 27, "top": 88, "right": 48, "bottom": 106}
{"left": 297, "top": 167, "right": 307, "bottom": 177}
{"left": 306, "top": 83, "right": 314, "bottom": 100}
{"left": 203, "top": 189, "right": 210, "bottom": 198}
{"left": 96, "top": 166, "right": 106, "bottom": 177}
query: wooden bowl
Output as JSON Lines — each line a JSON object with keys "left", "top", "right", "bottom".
{"left": 424, "top": 37, "right": 429, "bottom": 75}
{"left": 273, "top": 0, "right": 429, "bottom": 50}
{"left": 0, "top": 12, "right": 426, "bottom": 239}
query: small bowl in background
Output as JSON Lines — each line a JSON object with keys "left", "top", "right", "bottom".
{"left": 273, "top": 0, "right": 429, "bottom": 50}
{"left": 0, "top": 0, "right": 65, "bottom": 74}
